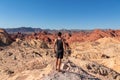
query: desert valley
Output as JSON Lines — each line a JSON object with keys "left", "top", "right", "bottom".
{"left": 0, "top": 28, "right": 120, "bottom": 80}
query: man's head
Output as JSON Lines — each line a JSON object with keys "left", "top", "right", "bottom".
{"left": 58, "top": 32, "right": 62, "bottom": 37}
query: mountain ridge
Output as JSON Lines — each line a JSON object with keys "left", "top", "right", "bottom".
{"left": 4, "top": 27, "right": 107, "bottom": 33}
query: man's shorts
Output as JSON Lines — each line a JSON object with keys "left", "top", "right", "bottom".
{"left": 56, "top": 50, "right": 64, "bottom": 59}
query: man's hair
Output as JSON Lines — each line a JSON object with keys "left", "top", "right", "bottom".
{"left": 58, "top": 32, "right": 62, "bottom": 36}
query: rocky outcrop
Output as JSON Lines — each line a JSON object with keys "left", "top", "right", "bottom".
{"left": 0, "top": 29, "right": 13, "bottom": 46}
{"left": 69, "top": 57, "right": 120, "bottom": 80}
{"left": 42, "top": 60, "right": 100, "bottom": 80}
{"left": 86, "top": 62, "right": 120, "bottom": 80}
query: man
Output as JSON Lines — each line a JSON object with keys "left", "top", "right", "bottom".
{"left": 54, "top": 32, "right": 66, "bottom": 72}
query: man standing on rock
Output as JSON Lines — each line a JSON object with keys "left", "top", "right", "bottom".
{"left": 54, "top": 32, "right": 66, "bottom": 72}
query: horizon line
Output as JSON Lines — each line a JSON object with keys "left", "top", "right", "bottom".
{"left": 2, "top": 26, "right": 120, "bottom": 30}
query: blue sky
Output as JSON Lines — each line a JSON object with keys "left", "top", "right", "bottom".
{"left": 0, "top": 0, "right": 120, "bottom": 29}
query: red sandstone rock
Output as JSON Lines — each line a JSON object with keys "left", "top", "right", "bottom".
{"left": 9, "top": 29, "right": 120, "bottom": 45}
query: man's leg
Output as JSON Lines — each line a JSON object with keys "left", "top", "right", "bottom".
{"left": 58, "top": 59, "right": 61, "bottom": 72}
{"left": 56, "top": 58, "right": 59, "bottom": 70}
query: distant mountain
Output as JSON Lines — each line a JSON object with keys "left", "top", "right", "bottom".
{"left": 4, "top": 27, "right": 96, "bottom": 33}
{"left": 4, "top": 27, "right": 71, "bottom": 33}
{"left": 5, "top": 27, "right": 42, "bottom": 33}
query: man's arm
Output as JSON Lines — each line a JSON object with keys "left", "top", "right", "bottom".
{"left": 63, "top": 39, "right": 66, "bottom": 52}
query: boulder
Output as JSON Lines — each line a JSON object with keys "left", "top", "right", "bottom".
{"left": 40, "top": 41, "right": 49, "bottom": 49}
{"left": 0, "top": 29, "right": 12, "bottom": 46}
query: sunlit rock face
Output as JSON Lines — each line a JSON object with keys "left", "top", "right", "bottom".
{"left": 0, "top": 29, "right": 13, "bottom": 46}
